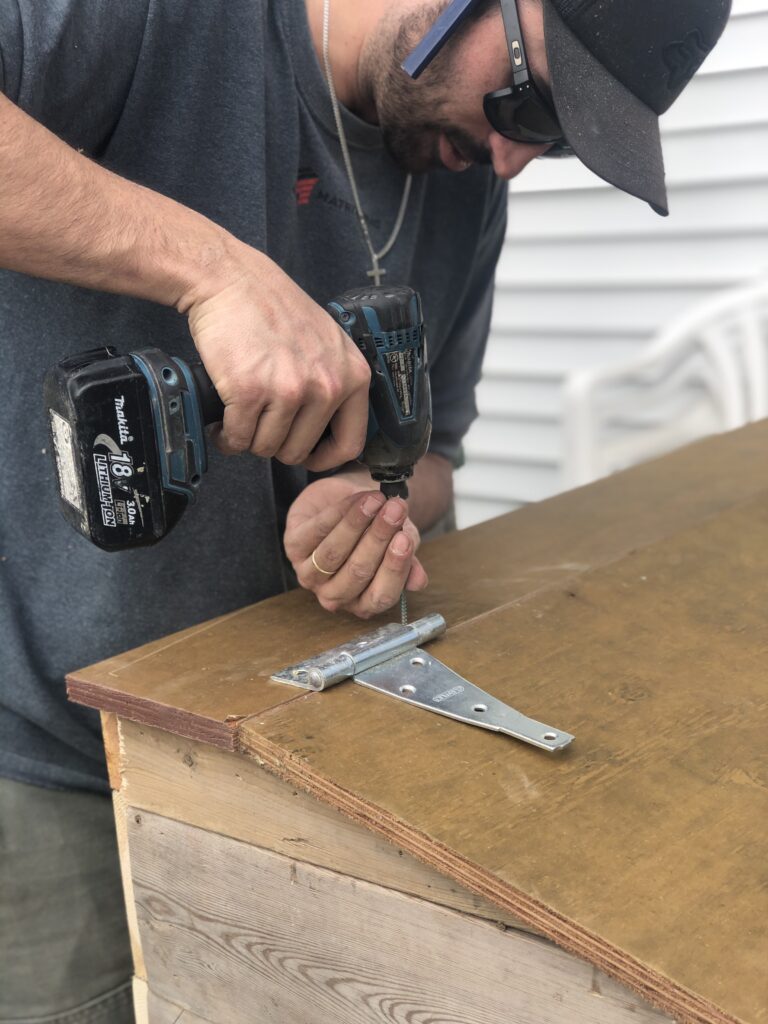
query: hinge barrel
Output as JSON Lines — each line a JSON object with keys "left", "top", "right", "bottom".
{"left": 271, "top": 614, "right": 446, "bottom": 690}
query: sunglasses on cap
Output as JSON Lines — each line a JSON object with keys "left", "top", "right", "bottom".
{"left": 402, "top": 0, "right": 574, "bottom": 158}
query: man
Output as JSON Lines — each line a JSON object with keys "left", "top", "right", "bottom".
{"left": 0, "top": 0, "right": 730, "bottom": 1020}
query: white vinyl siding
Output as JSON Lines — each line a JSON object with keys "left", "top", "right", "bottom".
{"left": 455, "top": 0, "right": 768, "bottom": 528}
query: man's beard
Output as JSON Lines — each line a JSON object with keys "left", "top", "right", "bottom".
{"left": 361, "top": 4, "right": 492, "bottom": 174}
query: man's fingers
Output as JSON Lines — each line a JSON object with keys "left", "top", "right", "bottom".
{"left": 315, "top": 498, "right": 408, "bottom": 603}
{"left": 402, "top": 519, "right": 421, "bottom": 551}
{"left": 284, "top": 504, "right": 346, "bottom": 566}
{"left": 187, "top": 252, "right": 374, "bottom": 468}
{"left": 284, "top": 479, "right": 426, "bottom": 618}
{"left": 214, "top": 402, "right": 263, "bottom": 455}
{"left": 296, "top": 492, "right": 387, "bottom": 585}
{"left": 275, "top": 402, "right": 338, "bottom": 467}
{"left": 284, "top": 490, "right": 371, "bottom": 564}
{"left": 302, "top": 388, "right": 369, "bottom": 472}
{"left": 286, "top": 489, "right": 381, "bottom": 564}
{"left": 350, "top": 530, "right": 416, "bottom": 617}
{"left": 286, "top": 487, "right": 361, "bottom": 531}
{"left": 249, "top": 403, "right": 300, "bottom": 459}
{"left": 405, "top": 556, "right": 429, "bottom": 591}
{"left": 306, "top": 491, "right": 386, "bottom": 579}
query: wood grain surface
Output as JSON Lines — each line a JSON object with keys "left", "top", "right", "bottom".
{"left": 69, "top": 423, "right": 768, "bottom": 745}
{"left": 112, "top": 790, "right": 146, "bottom": 981}
{"left": 238, "top": 494, "right": 768, "bottom": 1024}
{"left": 129, "top": 809, "right": 673, "bottom": 1024}
{"left": 69, "top": 424, "right": 768, "bottom": 1024}
{"left": 116, "top": 717, "right": 537, "bottom": 933}
{"left": 100, "top": 711, "right": 122, "bottom": 791}
{"left": 133, "top": 977, "right": 212, "bottom": 1024}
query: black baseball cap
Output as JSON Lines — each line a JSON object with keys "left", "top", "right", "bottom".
{"left": 543, "top": 0, "right": 732, "bottom": 215}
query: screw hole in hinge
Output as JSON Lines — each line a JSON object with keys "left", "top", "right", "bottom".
{"left": 410, "top": 657, "right": 426, "bottom": 667}
{"left": 543, "top": 732, "right": 558, "bottom": 741}
{"left": 473, "top": 704, "right": 488, "bottom": 713}
{"left": 400, "top": 684, "right": 417, "bottom": 695}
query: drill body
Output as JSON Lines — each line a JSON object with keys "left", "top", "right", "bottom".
{"left": 326, "top": 285, "right": 431, "bottom": 500}
{"left": 44, "top": 285, "right": 431, "bottom": 551}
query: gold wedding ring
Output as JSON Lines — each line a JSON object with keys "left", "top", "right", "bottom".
{"left": 311, "top": 549, "right": 337, "bottom": 576}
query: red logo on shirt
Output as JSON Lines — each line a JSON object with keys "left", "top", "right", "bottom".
{"left": 295, "top": 168, "right": 319, "bottom": 206}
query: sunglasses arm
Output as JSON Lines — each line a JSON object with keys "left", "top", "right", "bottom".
{"left": 401, "top": 0, "right": 482, "bottom": 79}
{"left": 499, "top": 0, "right": 531, "bottom": 87}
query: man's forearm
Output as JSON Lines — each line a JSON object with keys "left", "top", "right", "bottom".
{"left": 336, "top": 453, "right": 454, "bottom": 533}
{"left": 0, "top": 93, "right": 235, "bottom": 311}
{"left": 0, "top": 94, "right": 372, "bottom": 468}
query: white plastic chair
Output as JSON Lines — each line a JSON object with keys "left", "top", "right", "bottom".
{"left": 561, "top": 278, "right": 768, "bottom": 489}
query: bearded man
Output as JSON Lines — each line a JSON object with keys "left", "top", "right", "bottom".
{"left": 0, "top": 0, "right": 730, "bottom": 1019}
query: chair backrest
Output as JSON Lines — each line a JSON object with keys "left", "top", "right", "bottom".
{"left": 562, "top": 279, "right": 768, "bottom": 489}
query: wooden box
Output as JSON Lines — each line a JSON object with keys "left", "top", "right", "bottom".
{"left": 70, "top": 424, "right": 768, "bottom": 1024}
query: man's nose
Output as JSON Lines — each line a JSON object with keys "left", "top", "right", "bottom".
{"left": 487, "top": 131, "right": 551, "bottom": 178}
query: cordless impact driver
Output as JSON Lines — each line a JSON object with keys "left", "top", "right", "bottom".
{"left": 44, "top": 284, "right": 432, "bottom": 552}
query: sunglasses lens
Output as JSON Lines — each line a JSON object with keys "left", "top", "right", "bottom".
{"left": 484, "top": 87, "right": 563, "bottom": 144}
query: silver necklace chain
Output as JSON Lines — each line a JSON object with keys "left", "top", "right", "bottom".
{"left": 321, "top": 0, "right": 412, "bottom": 286}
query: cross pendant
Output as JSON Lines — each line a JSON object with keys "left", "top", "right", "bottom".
{"left": 366, "top": 264, "right": 386, "bottom": 286}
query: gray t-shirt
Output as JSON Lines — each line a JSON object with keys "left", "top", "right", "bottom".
{"left": 0, "top": 0, "right": 507, "bottom": 793}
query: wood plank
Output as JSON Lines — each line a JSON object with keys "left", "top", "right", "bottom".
{"left": 492, "top": 283, "right": 724, "bottom": 335}
{"left": 238, "top": 494, "right": 768, "bottom": 1024}
{"left": 453, "top": 457, "right": 560, "bottom": 504}
{"left": 462, "top": 415, "right": 561, "bottom": 464}
{"left": 68, "top": 422, "right": 768, "bottom": 745}
{"left": 117, "top": 717, "right": 536, "bottom": 934}
{"left": 507, "top": 181, "right": 768, "bottom": 240}
{"left": 70, "top": 425, "right": 768, "bottom": 1024}
{"left": 101, "top": 711, "right": 122, "bottom": 791}
{"left": 481, "top": 331, "right": 644, "bottom": 376}
{"left": 133, "top": 977, "right": 213, "bottom": 1024}
{"left": 455, "top": 495, "right": 522, "bottom": 531}
{"left": 662, "top": 66, "right": 768, "bottom": 132}
{"left": 113, "top": 790, "right": 147, "bottom": 981}
{"left": 129, "top": 809, "right": 673, "bottom": 1024}
{"left": 497, "top": 233, "right": 768, "bottom": 288}
{"left": 132, "top": 977, "right": 152, "bottom": 1024}
{"left": 690, "top": 8, "right": 768, "bottom": 75}
{"left": 512, "top": 122, "right": 768, "bottom": 193}
{"left": 69, "top": 603, "right": 311, "bottom": 749}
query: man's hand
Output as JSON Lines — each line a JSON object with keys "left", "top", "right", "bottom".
{"left": 0, "top": 96, "right": 370, "bottom": 474}
{"left": 185, "top": 249, "right": 371, "bottom": 472}
{"left": 284, "top": 476, "right": 429, "bottom": 618}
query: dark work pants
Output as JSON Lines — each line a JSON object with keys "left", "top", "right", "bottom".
{"left": 0, "top": 778, "right": 133, "bottom": 1023}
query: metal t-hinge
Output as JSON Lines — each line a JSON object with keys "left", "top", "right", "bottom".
{"left": 272, "top": 614, "right": 574, "bottom": 752}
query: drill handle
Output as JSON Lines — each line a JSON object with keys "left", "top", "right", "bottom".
{"left": 189, "top": 361, "right": 225, "bottom": 425}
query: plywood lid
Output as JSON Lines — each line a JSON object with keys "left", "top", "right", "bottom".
{"left": 69, "top": 423, "right": 768, "bottom": 1024}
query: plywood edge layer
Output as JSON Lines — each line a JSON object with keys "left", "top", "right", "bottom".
{"left": 237, "top": 728, "right": 740, "bottom": 1024}
{"left": 68, "top": 678, "right": 239, "bottom": 749}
